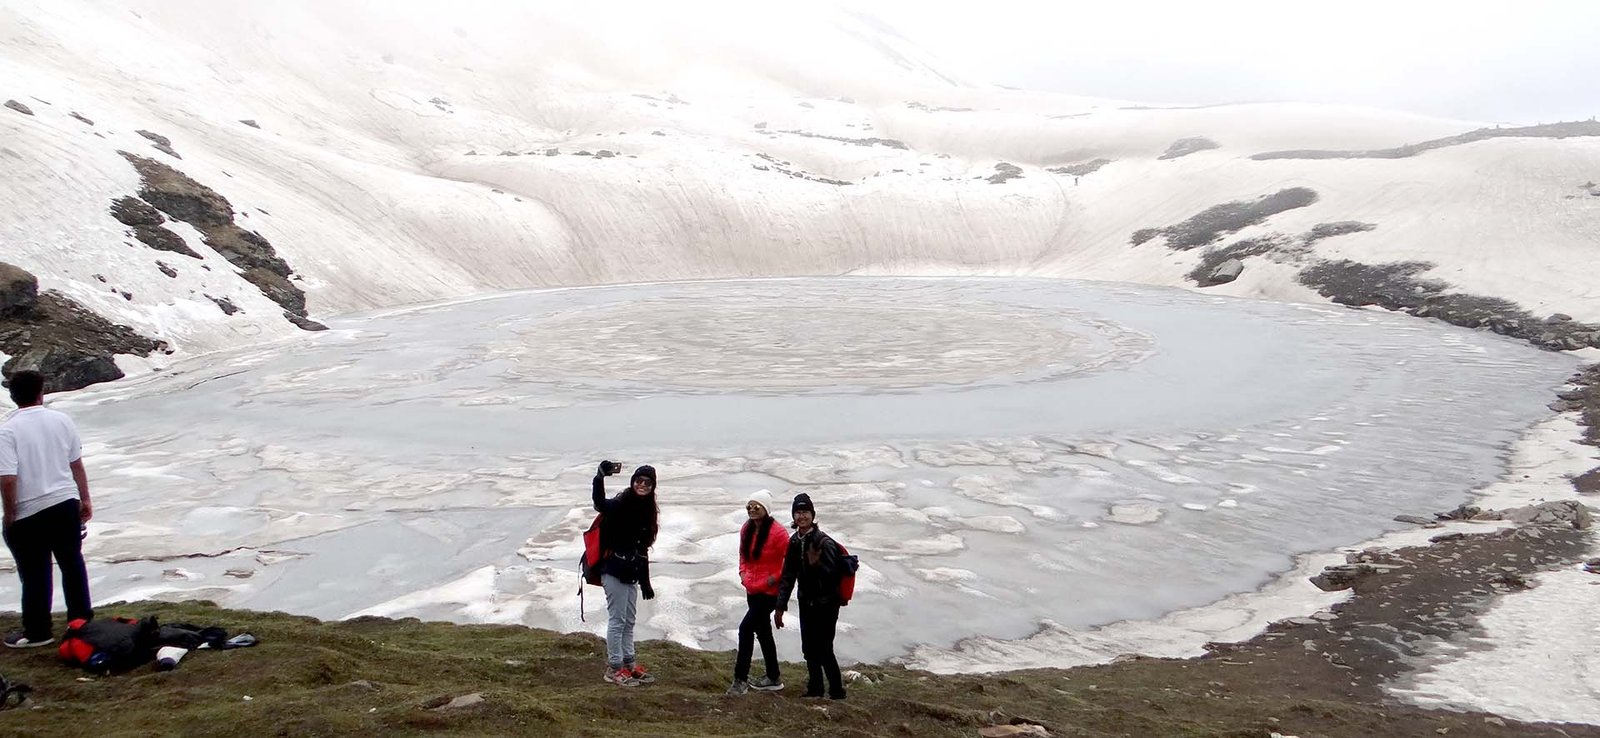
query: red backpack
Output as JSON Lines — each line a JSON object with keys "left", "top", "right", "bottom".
{"left": 577, "top": 513, "right": 606, "bottom": 621}
{"left": 837, "top": 543, "right": 859, "bottom": 606}
{"left": 580, "top": 513, "right": 606, "bottom": 586}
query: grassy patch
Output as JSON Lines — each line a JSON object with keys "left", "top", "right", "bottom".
{"left": 0, "top": 598, "right": 1591, "bottom": 737}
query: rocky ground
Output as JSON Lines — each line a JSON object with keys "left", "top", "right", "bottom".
{"left": 1298, "top": 262, "right": 1600, "bottom": 352}
{"left": 117, "top": 151, "right": 321, "bottom": 329}
{"left": 0, "top": 150, "right": 334, "bottom": 390}
{"left": 0, "top": 261, "right": 169, "bottom": 392}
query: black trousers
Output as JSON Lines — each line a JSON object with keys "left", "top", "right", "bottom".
{"left": 3, "top": 499, "right": 92, "bottom": 639}
{"left": 799, "top": 600, "right": 843, "bottom": 696}
{"left": 734, "top": 593, "right": 779, "bottom": 682}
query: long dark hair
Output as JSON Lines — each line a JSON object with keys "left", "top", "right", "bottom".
{"left": 740, "top": 515, "right": 773, "bottom": 562}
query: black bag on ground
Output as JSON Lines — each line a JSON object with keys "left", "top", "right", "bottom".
{"left": 157, "top": 623, "right": 230, "bottom": 650}
{"left": 59, "top": 616, "right": 161, "bottom": 674}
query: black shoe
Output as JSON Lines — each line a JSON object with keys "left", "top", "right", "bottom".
{"left": 828, "top": 689, "right": 847, "bottom": 700}
{"left": 749, "top": 675, "right": 784, "bottom": 691}
{"left": 2, "top": 632, "right": 53, "bottom": 649}
{"left": 802, "top": 690, "right": 825, "bottom": 699}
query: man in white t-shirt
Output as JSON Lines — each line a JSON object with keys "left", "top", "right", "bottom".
{"left": 0, "top": 370, "right": 94, "bottom": 648}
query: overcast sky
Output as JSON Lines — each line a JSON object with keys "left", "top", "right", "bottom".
{"left": 862, "top": 0, "right": 1599, "bottom": 124}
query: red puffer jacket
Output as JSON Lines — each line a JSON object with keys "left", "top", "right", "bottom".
{"left": 738, "top": 516, "right": 791, "bottom": 596}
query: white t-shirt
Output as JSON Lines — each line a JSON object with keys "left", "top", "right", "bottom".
{"left": 0, "top": 406, "right": 83, "bottom": 521}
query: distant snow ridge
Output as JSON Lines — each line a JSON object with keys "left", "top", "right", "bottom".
{"left": 0, "top": 0, "right": 1597, "bottom": 381}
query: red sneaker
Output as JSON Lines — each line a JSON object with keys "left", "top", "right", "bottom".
{"left": 625, "top": 664, "right": 656, "bottom": 684}
{"left": 603, "top": 667, "right": 640, "bottom": 687}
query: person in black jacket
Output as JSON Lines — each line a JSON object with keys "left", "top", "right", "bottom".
{"left": 774, "top": 492, "right": 846, "bottom": 700}
{"left": 593, "top": 461, "right": 659, "bottom": 686}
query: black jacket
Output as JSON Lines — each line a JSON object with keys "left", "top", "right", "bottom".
{"left": 592, "top": 474, "right": 655, "bottom": 589}
{"left": 775, "top": 526, "right": 844, "bottom": 611}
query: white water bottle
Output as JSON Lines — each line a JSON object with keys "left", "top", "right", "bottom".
{"left": 155, "top": 646, "right": 187, "bottom": 671}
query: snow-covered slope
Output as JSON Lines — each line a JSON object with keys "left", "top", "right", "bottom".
{"left": 1, "top": 0, "right": 1598, "bottom": 370}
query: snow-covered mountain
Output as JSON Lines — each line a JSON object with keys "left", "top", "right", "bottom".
{"left": 4, "top": 0, "right": 1597, "bottom": 386}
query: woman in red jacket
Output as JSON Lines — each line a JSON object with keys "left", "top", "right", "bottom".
{"left": 727, "top": 489, "right": 790, "bottom": 695}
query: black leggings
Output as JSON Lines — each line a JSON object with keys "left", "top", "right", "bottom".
{"left": 799, "top": 601, "right": 842, "bottom": 696}
{"left": 734, "top": 593, "right": 779, "bottom": 682}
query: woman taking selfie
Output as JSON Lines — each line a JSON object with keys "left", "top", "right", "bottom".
{"left": 592, "top": 460, "right": 659, "bottom": 686}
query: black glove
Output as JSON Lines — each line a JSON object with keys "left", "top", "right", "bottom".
{"left": 597, "top": 460, "right": 618, "bottom": 477}
{"left": 641, "top": 584, "right": 655, "bottom": 600}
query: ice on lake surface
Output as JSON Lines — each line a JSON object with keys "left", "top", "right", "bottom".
{"left": 16, "top": 278, "right": 1577, "bottom": 669}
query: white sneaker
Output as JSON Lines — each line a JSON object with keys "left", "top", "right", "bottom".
{"left": 3, "top": 632, "right": 53, "bottom": 649}
{"left": 749, "top": 675, "right": 784, "bottom": 691}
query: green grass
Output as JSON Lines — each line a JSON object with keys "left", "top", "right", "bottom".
{"left": 0, "top": 601, "right": 1565, "bottom": 738}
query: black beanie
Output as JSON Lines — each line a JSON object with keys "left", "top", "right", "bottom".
{"left": 631, "top": 465, "right": 657, "bottom": 486}
{"left": 791, "top": 492, "right": 815, "bottom": 516}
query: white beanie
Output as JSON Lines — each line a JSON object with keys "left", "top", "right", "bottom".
{"left": 747, "top": 489, "right": 774, "bottom": 515}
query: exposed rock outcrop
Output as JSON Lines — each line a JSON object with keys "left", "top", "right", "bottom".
{"left": 1253, "top": 120, "right": 1600, "bottom": 160}
{"left": 1303, "top": 221, "right": 1376, "bottom": 243}
{"left": 1435, "top": 500, "right": 1592, "bottom": 529}
{"left": 1158, "top": 137, "right": 1219, "bottom": 160}
{"left": 110, "top": 195, "right": 204, "bottom": 259}
{"left": 1298, "top": 260, "right": 1600, "bottom": 352}
{"left": 118, "top": 152, "right": 314, "bottom": 325}
{"left": 987, "top": 162, "right": 1023, "bottom": 184}
{"left": 1566, "top": 364, "right": 1600, "bottom": 446}
{"left": 1206, "top": 258, "right": 1243, "bottom": 285}
{"left": 131, "top": 225, "right": 200, "bottom": 259}
{"left": 0, "top": 262, "right": 38, "bottom": 313}
{"left": 1046, "top": 158, "right": 1111, "bottom": 177}
{"left": 0, "top": 261, "right": 168, "bottom": 391}
{"left": 1134, "top": 188, "right": 1319, "bottom": 249}
{"left": 779, "top": 129, "right": 909, "bottom": 149}
{"left": 110, "top": 196, "right": 164, "bottom": 227}
{"left": 1310, "top": 562, "right": 1381, "bottom": 592}
{"left": 206, "top": 295, "right": 240, "bottom": 315}
{"left": 1576, "top": 468, "right": 1600, "bottom": 496}
{"left": 284, "top": 311, "right": 328, "bottom": 331}
{"left": 136, "top": 129, "right": 182, "bottom": 158}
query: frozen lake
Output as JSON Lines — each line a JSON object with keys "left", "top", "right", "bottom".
{"left": 7, "top": 278, "right": 1576, "bottom": 669}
